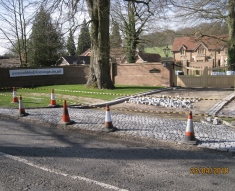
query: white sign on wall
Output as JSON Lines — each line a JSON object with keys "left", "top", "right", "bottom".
{"left": 9, "top": 68, "right": 64, "bottom": 77}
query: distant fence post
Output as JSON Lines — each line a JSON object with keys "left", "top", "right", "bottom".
{"left": 111, "top": 62, "right": 117, "bottom": 85}
{"left": 202, "top": 66, "right": 208, "bottom": 88}
{"left": 182, "top": 60, "right": 188, "bottom": 75}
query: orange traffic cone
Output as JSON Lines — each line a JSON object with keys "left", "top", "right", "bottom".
{"left": 60, "top": 100, "right": 74, "bottom": 125}
{"left": 48, "top": 89, "right": 59, "bottom": 107}
{"left": 182, "top": 111, "right": 198, "bottom": 145}
{"left": 11, "top": 87, "right": 18, "bottom": 103}
{"left": 19, "top": 95, "right": 29, "bottom": 117}
{"left": 105, "top": 105, "right": 117, "bottom": 132}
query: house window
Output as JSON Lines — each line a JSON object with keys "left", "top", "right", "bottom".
{"left": 198, "top": 48, "right": 205, "bottom": 55}
{"left": 180, "top": 49, "right": 185, "bottom": 55}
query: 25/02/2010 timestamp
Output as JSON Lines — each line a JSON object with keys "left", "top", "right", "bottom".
{"left": 190, "top": 167, "right": 229, "bottom": 174}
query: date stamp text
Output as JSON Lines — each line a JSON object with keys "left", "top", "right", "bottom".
{"left": 190, "top": 167, "right": 229, "bottom": 174}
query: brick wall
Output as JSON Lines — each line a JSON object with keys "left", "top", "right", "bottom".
{"left": 0, "top": 65, "right": 90, "bottom": 88}
{"left": 113, "top": 63, "right": 172, "bottom": 86}
{"left": 0, "top": 63, "right": 172, "bottom": 88}
{"left": 189, "top": 61, "right": 214, "bottom": 68}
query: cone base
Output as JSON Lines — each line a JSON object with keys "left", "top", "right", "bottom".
{"left": 181, "top": 137, "right": 199, "bottom": 145}
{"left": 11, "top": 98, "right": 19, "bottom": 103}
{"left": 59, "top": 120, "right": 75, "bottom": 125}
{"left": 11, "top": 101, "right": 19, "bottom": 104}
{"left": 104, "top": 126, "right": 118, "bottom": 132}
{"left": 105, "top": 124, "right": 113, "bottom": 129}
{"left": 48, "top": 104, "right": 60, "bottom": 108}
{"left": 19, "top": 113, "right": 29, "bottom": 117}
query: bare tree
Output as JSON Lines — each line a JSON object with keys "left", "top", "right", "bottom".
{"left": 38, "top": 0, "right": 154, "bottom": 89}
{"left": 0, "top": 0, "right": 36, "bottom": 66}
{"left": 86, "top": 0, "right": 155, "bottom": 88}
{"left": 111, "top": 0, "right": 166, "bottom": 63}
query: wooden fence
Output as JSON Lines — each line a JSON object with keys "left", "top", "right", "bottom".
{"left": 176, "top": 66, "right": 235, "bottom": 88}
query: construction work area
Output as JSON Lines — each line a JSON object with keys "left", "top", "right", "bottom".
{"left": 0, "top": 87, "right": 235, "bottom": 153}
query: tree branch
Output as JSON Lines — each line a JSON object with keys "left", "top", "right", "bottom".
{"left": 124, "top": 0, "right": 154, "bottom": 16}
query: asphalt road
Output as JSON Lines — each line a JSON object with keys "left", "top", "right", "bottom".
{"left": 0, "top": 114, "right": 234, "bottom": 191}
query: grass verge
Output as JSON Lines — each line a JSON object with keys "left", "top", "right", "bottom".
{"left": 0, "top": 84, "right": 162, "bottom": 108}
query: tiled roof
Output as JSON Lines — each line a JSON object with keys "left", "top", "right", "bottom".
{"left": 172, "top": 35, "right": 227, "bottom": 52}
{"left": 77, "top": 56, "right": 90, "bottom": 64}
{"left": 62, "top": 56, "right": 78, "bottom": 64}
{"left": 79, "top": 48, "right": 161, "bottom": 63}
{"left": 62, "top": 56, "right": 90, "bottom": 65}
{"left": 80, "top": 48, "right": 91, "bottom": 56}
{"left": 110, "top": 48, "right": 126, "bottom": 58}
{"left": 138, "top": 51, "right": 161, "bottom": 62}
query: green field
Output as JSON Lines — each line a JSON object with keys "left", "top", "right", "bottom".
{"left": 144, "top": 45, "right": 173, "bottom": 57}
{"left": 0, "top": 84, "right": 162, "bottom": 108}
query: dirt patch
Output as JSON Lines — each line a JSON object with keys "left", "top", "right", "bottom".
{"left": 30, "top": 93, "right": 105, "bottom": 105}
{"left": 110, "top": 100, "right": 218, "bottom": 114}
{"left": 29, "top": 87, "right": 235, "bottom": 120}
{"left": 151, "top": 87, "right": 233, "bottom": 99}
{"left": 109, "top": 87, "right": 235, "bottom": 121}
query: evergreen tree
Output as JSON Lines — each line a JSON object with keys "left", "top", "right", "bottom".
{"left": 110, "top": 21, "right": 122, "bottom": 48}
{"left": 77, "top": 19, "right": 91, "bottom": 55}
{"left": 67, "top": 29, "right": 76, "bottom": 56}
{"left": 28, "top": 6, "right": 64, "bottom": 66}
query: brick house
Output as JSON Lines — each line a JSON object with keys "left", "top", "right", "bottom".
{"left": 59, "top": 56, "right": 90, "bottom": 66}
{"left": 80, "top": 48, "right": 91, "bottom": 56}
{"left": 172, "top": 35, "right": 228, "bottom": 67}
{"left": 81, "top": 48, "right": 161, "bottom": 64}
{"left": 119, "top": 50, "right": 161, "bottom": 64}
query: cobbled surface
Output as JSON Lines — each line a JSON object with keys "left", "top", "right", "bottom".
{"left": 1, "top": 107, "right": 235, "bottom": 153}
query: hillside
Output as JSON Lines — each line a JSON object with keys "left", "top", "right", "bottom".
{"left": 144, "top": 45, "right": 173, "bottom": 57}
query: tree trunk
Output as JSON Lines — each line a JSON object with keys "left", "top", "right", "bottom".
{"left": 227, "top": 0, "right": 235, "bottom": 70}
{"left": 86, "top": 0, "right": 114, "bottom": 89}
{"left": 126, "top": 2, "right": 137, "bottom": 63}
